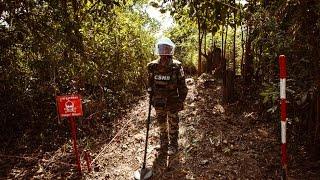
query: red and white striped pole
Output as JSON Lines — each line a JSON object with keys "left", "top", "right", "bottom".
{"left": 279, "top": 55, "right": 288, "bottom": 178}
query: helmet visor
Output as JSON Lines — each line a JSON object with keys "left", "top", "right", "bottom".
{"left": 157, "top": 44, "right": 173, "bottom": 55}
{"left": 155, "top": 37, "right": 175, "bottom": 55}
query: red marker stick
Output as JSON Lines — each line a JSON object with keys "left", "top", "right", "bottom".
{"left": 69, "top": 117, "right": 82, "bottom": 173}
{"left": 279, "top": 55, "right": 288, "bottom": 178}
{"left": 85, "top": 150, "right": 92, "bottom": 172}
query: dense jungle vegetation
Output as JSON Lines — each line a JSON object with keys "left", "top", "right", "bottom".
{"left": 0, "top": 0, "right": 319, "bottom": 178}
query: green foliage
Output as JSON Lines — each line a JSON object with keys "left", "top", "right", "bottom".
{"left": 260, "top": 82, "right": 278, "bottom": 104}
{"left": 0, "top": 0, "right": 157, "bottom": 147}
{"left": 169, "top": 0, "right": 237, "bottom": 34}
{"left": 161, "top": 0, "right": 244, "bottom": 75}
{"left": 161, "top": 0, "right": 320, "bottom": 125}
{"left": 164, "top": 11, "right": 198, "bottom": 70}
{"left": 250, "top": 0, "right": 320, "bottom": 102}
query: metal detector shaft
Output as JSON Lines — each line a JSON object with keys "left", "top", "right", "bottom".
{"left": 142, "top": 94, "right": 152, "bottom": 169}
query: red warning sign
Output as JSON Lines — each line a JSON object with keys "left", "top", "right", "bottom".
{"left": 56, "top": 95, "right": 83, "bottom": 118}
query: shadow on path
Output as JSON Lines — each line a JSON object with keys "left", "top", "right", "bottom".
{"left": 149, "top": 76, "right": 280, "bottom": 179}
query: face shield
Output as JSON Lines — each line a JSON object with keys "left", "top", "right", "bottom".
{"left": 155, "top": 37, "right": 175, "bottom": 56}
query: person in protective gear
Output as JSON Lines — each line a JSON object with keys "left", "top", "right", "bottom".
{"left": 147, "top": 37, "right": 188, "bottom": 155}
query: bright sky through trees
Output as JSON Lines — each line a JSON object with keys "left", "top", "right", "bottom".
{"left": 145, "top": 5, "right": 173, "bottom": 38}
{"left": 145, "top": 0, "right": 247, "bottom": 38}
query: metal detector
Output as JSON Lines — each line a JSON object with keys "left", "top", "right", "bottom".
{"left": 134, "top": 93, "right": 153, "bottom": 180}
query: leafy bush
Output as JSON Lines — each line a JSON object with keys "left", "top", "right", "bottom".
{"left": 0, "top": 1, "right": 157, "bottom": 150}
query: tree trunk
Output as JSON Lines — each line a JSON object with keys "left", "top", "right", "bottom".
{"left": 204, "top": 8, "right": 208, "bottom": 56}
{"left": 198, "top": 17, "right": 202, "bottom": 76}
{"left": 224, "top": 18, "right": 228, "bottom": 60}
{"left": 223, "top": 12, "right": 230, "bottom": 103}
{"left": 221, "top": 25, "right": 224, "bottom": 59}
{"left": 224, "top": 69, "right": 234, "bottom": 103}
{"left": 244, "top": 26, "right": 253, "bottom": 84}
{"left": 233, "top": 6, "right": 236, "bottom": 75}
{"left": 212, "top": 30, "right": 215, "bottom": 48}
{"left": 240, "top": 8, "right": 244, "bottom": 76}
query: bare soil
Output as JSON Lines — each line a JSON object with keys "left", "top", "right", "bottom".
{"left": 1, "top": 76, "right": 319, "bottom": 179}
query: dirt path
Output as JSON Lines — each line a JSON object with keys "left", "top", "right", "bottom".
{"left": 2, "top": 76, "right": 319, "bottom": 179}
{"left": 86, "top": 76, "right": 280, "bottom": 179}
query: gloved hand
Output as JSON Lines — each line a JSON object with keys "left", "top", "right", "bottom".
{"left": 147, "top": 87, "right": 153, "bottom": 95}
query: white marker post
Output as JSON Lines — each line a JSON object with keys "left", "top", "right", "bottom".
{"left": 279, "top": 55, "right": 288, "bottom": 179}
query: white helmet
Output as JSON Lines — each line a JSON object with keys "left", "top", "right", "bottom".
{"left": 155, "top": 37, "right": 175, "bottom": 55}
